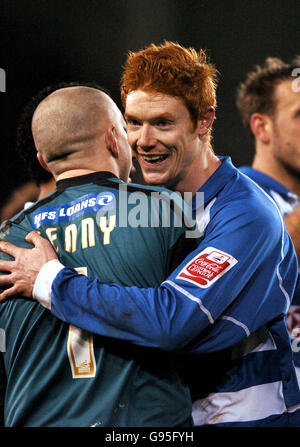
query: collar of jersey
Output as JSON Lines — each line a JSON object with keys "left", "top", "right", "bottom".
{"left": 56, "top": 171, "right": 118, "bottom": 190}
{"left": 192, "top": 156, "right": 236, "bottom": 210}
{"left": 239, "top": 166, "right": 298, "bottom": 203}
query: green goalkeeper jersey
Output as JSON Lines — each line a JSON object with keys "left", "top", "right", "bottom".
{"left": 0, "top": 172, "right": 196, "bottom": 427}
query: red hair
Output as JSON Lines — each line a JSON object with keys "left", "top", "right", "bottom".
{"left": 121, "top": 41, "right": 218, "bottom": 124}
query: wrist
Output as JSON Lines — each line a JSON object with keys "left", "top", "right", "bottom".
{"left": 32, "top": 259, "right": 65, "bottom": 309}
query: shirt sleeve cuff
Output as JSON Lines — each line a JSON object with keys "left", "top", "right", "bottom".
{"left": 32, "top": 259, "right": 65, "bottom": 310}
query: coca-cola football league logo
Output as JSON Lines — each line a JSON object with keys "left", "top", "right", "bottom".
{"left": 177, "top": 247, "right": 238, "bottom": 288}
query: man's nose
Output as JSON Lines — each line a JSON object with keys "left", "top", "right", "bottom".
{"left": 137, "top": 124, "right": 156, "bottom": 149}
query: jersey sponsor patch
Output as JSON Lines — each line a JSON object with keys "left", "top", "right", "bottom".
{"left": 32, "top": 192, "right": 116, "bottom": 229}
{"left": 176, "top": 247, "right": 238, "bottom": 288}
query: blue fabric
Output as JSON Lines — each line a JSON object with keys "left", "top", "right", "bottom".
{"left": 239, "top": 165, "right": 300, "bottom": 388}
{"left": 209, "top": 408, "right": 300, "bottom": 427}
{"left": 50, "top": 157, "right": 300, "bottom": 425}
{"left": 239, "top": 166, "right": 296, "bottom": 199}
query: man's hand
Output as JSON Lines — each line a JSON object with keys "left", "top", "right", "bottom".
{"left": 0, "top": 231, "right": 58, "bottom": 301}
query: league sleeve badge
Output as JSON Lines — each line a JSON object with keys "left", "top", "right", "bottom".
{"left": 176, "top": 246, "right": 238, "bottom": 288}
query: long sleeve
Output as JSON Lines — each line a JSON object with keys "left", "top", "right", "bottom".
{"left": 38, "top": 199, "right": 297, "bottom": 353}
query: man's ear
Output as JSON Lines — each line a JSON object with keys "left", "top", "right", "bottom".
{"left": 37, "top": 152, "right": 51, "bottom": 173}
{"left": 197, "top": 107, "right": 215, "bottom": 137}
{"left": 249, "top": 113, "right": 271, "bottom": 144}
{"left": 104, "top": 125, "right": 119, "bottom": 158}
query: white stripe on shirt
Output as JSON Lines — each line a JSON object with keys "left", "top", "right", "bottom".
{"left": 192, "top": 381, "right": 287, "bottom": 425}
{"left": 163, "top": 280, "right": 214, "bottom": 324}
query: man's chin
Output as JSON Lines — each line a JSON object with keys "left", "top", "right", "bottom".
{"left": 142, "top": 173, "right": 167, "bottom": 187}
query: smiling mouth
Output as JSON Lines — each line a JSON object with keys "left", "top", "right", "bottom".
{"left": 139, "top": 154, "right": 169, "bottom": 164}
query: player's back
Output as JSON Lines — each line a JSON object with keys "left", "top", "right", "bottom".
{"left": 0, "top": 172, "right": 194, "bottom": 426}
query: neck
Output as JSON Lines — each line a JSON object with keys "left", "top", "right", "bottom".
{"left": 253, "top": 147, "right": 300, "bottom": 197}
{"left": 55, "top": 163, "right": 121, "bottom": 183}
{"left": 175, "top": 148, "right": 221, "bottom": 195}
{"left": 55, "top": 169, "right": 98, "bottom": 182}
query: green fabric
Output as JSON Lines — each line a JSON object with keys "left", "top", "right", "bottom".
{"left": 0, "top": 175, "right": 193, "bottom": 426}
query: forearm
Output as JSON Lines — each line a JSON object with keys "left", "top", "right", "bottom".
{"left": 40, "top": 266, "right": 274, "bottom": 354}
{"left": 35, "top": 264, "right": 210, "bottom": 351}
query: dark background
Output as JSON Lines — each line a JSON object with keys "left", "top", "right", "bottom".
{"left": 1, "top": 0, "right": 300, "bottom": 211}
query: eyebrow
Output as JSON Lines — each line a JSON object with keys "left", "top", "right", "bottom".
{"left": 125, "top": 112, "right": 175, "bottom": 121}
{"left": 124, "top": 113, "right": 138, "bottom": 121}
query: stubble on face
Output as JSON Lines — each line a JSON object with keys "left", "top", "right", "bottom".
{"left": 125, "top": 90, "right": 200, "bottom": 192}
{"left": 269, "top": 80, "right": 300, "bottom": 181}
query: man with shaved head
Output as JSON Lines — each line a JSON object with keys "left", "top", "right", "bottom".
{"left": 0, "top": 85, "right": 194, "bottom": 426}
{"left": 32, "top": 86, "right": 131, "bottom": 181}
